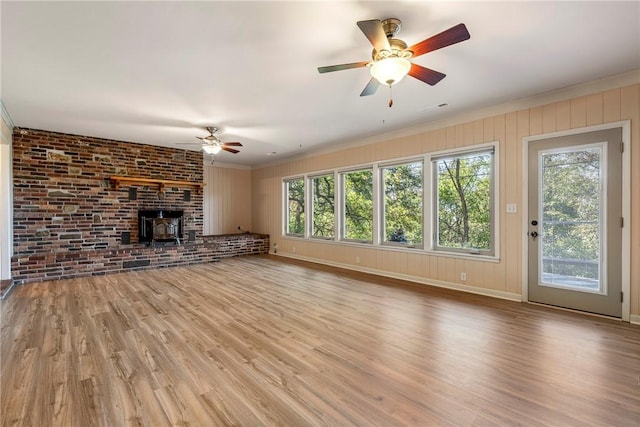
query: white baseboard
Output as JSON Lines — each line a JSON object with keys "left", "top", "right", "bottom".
{"left": 271, "top": 251, "right": 522, "bottom": 302}
{"left": 1, "top": 280, "right": 17, "bottom": 300}
{"left": 630, "top": 314, "right": 640, "bottom": 325}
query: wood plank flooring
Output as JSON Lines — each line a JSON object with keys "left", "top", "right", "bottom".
{"left": 1, "top": 255, "right": 639, "bottom": 426}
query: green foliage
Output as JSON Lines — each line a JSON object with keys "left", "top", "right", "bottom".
{"left": 312, "top": 175, "right": 335, "bottom": 237}
{"left": 286, "top": 178, "right": 304, "bottom": 235}
{"left": 343, "top": 169, "right": 373, "bottom": 241}
{"left": 541, "top": 148, "right": 600, "bottom": 279}
{"left": 436, "top": 153, "right": 491, "bottom": 250}
{"left": 284, "top": 150, "right": 497, "bottom": 253}
{"left": 383, "top": 163, "right": 423, "bottom": 245}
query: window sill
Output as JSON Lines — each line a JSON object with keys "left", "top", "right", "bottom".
{"left": 281, "top": 235, "right": 500, "bottom": 263}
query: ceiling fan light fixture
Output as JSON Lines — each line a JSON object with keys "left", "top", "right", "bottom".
{"left": 370, "top": 56, "right": 411, "bottom": 86}
{"left": 202, "top": 144, "right": 222, "bottom": 155}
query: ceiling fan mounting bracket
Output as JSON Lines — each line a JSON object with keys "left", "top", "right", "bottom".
{"left": 381, "top": 18, "right": 402, "bottom": 38}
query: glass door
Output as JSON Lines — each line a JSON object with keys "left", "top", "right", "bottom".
{"left": 527, "top": 128, "right": 622, "bottom": 317}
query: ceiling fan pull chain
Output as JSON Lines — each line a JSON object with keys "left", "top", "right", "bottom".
{"left": 388, "top": 84, "right": 393, "bottom": 108}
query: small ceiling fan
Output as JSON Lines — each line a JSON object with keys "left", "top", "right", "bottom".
{"left": 194, "top": 127, "right": 243, "bottom": 155}
{"left": 317, "top": 18, "right": 470, "bottom": 105}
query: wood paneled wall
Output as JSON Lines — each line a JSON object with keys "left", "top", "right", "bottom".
{"left": 251, "top": 83, "right": 640, "bottom": 317}
{"left": 203, "top": 165, "right": 252, "bottom": 235}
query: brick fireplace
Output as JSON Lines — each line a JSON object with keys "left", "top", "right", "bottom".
{"left": 11, "top": 128, "right": 207, "bottom": 282}
{"left": 12, "top": 128, "right": 203, "bottom": 250}
{"left": 10, "top": 128, "right": 269, "bottom": 285}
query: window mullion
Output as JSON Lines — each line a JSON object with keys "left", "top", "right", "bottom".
{"left": 372, "top": 164, "right": 380, "bottom": 246}
{"left": 305, "top": 175, "right": 311, "bottom": 238}
{"left": 338, "top": 172, "right": 345, "bottom": 240}
{"left": 424, "top": 154, "right": 433, "bottom": 251}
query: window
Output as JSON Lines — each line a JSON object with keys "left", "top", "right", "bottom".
{"left": 285, "top": 177, "right": 304, "bottom": 236}
{"left": 381, "top": 161, "right": 423, "bottom": 247}
{"left": 281, "top": 143, "right": 497, "bottom": 259}
{"left": 311, "top": 174, "right": 335, "bottom": 238}
{"left": 341, "top": 169, "right": 373, "bottom": 242}
{"left": 433, "top": 148, "right": 494, "bottom": 255}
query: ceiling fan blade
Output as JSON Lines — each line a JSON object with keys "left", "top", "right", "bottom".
{"left": 408, "top": 63, "right": 446, "bottom": 86}
{"left": 360, "top": 77, "right": 380, "bottom": 96}
{"left": 222, "top": 147, "right": 240, "bottom": 154}
{"left": 222, "top": 142, "right": 242, "bottom": 147}
{"left": 357, "top": 19, "right": 391, "bottom": 52}
{"left": 318, "top": 61, "right": 369, "bottom": 73}
{"left": 407, "top": 23, "right": 470, "bottom": 58}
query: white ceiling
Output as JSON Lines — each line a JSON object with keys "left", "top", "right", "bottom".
{"left": 2, "top": 1, "right": 639, "bottom": 166}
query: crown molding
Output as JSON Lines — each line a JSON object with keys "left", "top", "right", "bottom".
{"left": 0, "top": 100, "right": 15, "bottom": 129}
{"left": 203, "top": 160, "right": 251, "bottom": 170}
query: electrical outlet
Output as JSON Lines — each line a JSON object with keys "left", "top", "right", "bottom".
{"left": 292, "top": 246, "right": 296, "bottom": 253}
{"left": 506, "top": 204, "right": 517, "bottom": 213}
{"left": 460, "top": 272, "right": 467, "bottom": 282}
{"left": 356, "top": 256, "right": 360, "bottom": 264}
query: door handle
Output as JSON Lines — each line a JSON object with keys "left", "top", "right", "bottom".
{"left": 530, "top": 231, "right": 538, "bottom": 239}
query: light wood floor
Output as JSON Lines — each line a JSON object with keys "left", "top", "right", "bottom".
{"left": 1, "top": 255, "right": 639, "bottom": 426}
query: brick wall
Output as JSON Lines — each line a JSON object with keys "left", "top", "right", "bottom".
{"left": 12, "top": 128, "right": 204, "bottom": 255}
{"left": 10, "top": 128, "right": 270, "bottom": 285}
{"left": 11, "top": 128, "right": 209, "bottom": 282}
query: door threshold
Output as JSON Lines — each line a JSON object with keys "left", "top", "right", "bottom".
{"left": 526, "top": 301, "right": 622, "bottom": 321}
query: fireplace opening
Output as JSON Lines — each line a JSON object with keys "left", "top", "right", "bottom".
{"left": 138, "top": 209, "right": 184, "bottom": 245}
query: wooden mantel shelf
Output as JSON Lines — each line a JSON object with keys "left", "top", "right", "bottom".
{"left": 110, "top": 176, "right": 205, "bottom": 193}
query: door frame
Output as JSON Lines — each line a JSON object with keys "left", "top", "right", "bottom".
{"left": 521, "top": 121, "right": 631, "bottom": 321}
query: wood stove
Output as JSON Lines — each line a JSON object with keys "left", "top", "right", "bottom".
{"left": 138, "top": 209, "right": 184, "bottom": 245}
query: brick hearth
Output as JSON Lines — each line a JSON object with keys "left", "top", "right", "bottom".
{"left": 11, "top": 233, "right": 269, "bottom": 284}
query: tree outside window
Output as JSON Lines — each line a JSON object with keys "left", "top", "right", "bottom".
{"left": 382, "top": 162, "right": 423, "bottom": 246}
{"left": 342, "top": 169, "right": 373, "bottom": 241}
{"left": 434, "top": 150, "right": 493, "bottom": 254}
{"left": 311, "top": 174, "right": 335, "bottom": 238}
{"left": 285, "top": 178, "right": 304, "bottom": 236}
{"left": 541, "top": 147, "right": 601, "bottom": 279}
{"left": 282, "top": 144, "right": 497, "bottom": 256}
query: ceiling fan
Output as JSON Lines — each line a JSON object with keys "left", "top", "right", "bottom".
{"left": 317, "top": 18, "right": 470, "bottom": 105}
{"left": 194, "top": 127, "right": 243, "bottom": 155}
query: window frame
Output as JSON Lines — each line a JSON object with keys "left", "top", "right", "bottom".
{"left": 430, "top": 143, "right": 498, "bottom": 257}
{"left": 280, "top": 141, "right": 500, "bottom": 262}
{"left": 308, "top": 172, "right": 337, "bottom": 240}
{"left": 283, "top": 176, "right": 305, "bottom": 237}
{"left": 339, "top": 167, "right": 374, "bottom": 244}
{"left": 379, "top": 159, "right": 425, "bottom": 249}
